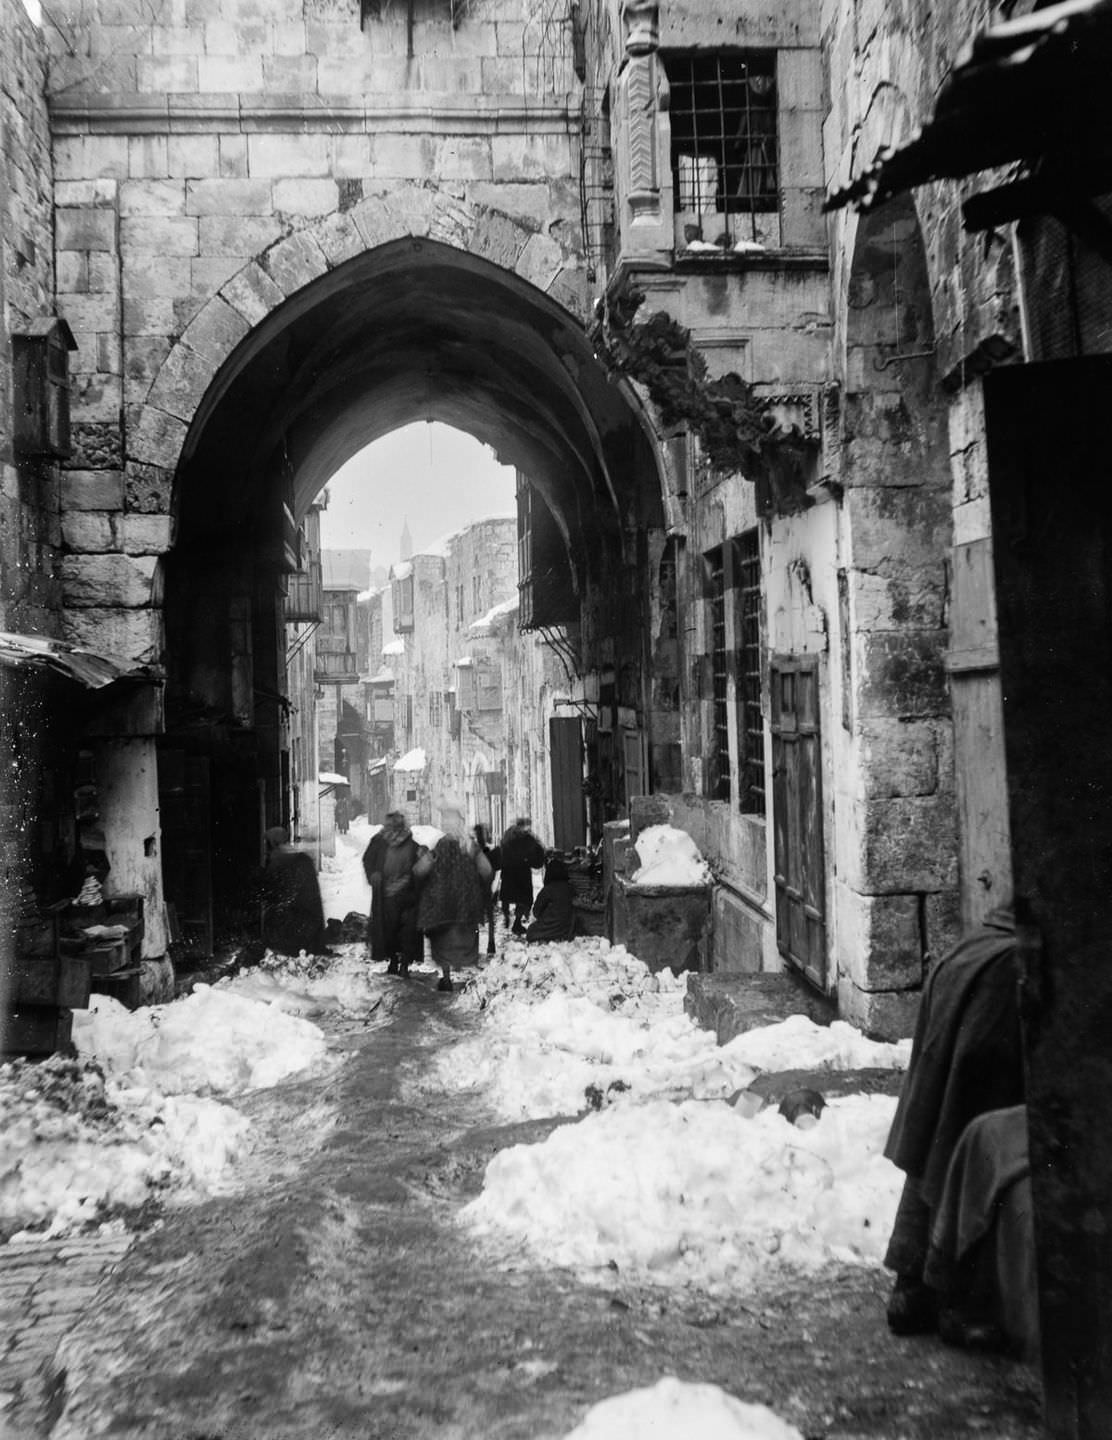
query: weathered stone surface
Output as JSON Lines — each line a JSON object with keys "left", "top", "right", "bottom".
{"left": 185, "top": 178, "right": 274, "bottom": 216}
{"left": 470, "top": 207, "right": 530, "bottom": 269}
{"left": 261, "top": 228, "right": 329, "bottom": 295}
{"left": 61, "top": 470, "right": 125, "bottom": 512}
{"left": 179, "top": 295, "right": 250, "bottom": 366}
{"left": 837, "top": 977, "right": 920, "bottom": 1041}
{"left": 198, "top": 214, "right": 287, "bottom": 256}
{"left": 685, "top": 971, "right": 835, "bottom": 1045}
{"left": 515, "top": 231, "right": 564, "bottom": 293}
{"left": 62, "top": 606, "right": 163, "bottom": 666}
{"left": 118, "top": 179, "right": 187, "bottom": 217}
{"left": 61, "top": 512, "right": 115, "bottom": 553}
{"left": 124, "top": 463, "right": 173, "bottom": 515}
{"left": 67, "top": 422, "right": 123, "bottom": 471}
{"left": 62, "top": 554, "right": 159, "bottom": 608}
{"left": 220, "top": 261, "right": 286, "bottom": 326}
{"left": 854, "top": 630, "right": 949, "bottom": 720}
{"left": 119, "top": 215, "right": 199, "bottom": 256}
{"left": 611, "top": 877, "right": 711, "bottom": 975}
{"left": 924, "top": 888, "right": 963, "bottom": 966}
{"left": 314, "top": 210, "right": 365, "bottom": 266}
{"left": 272, "top": 178, "right": 339, "bottom": 216}
{"left": 248, "top": 133, "right": 332, "bottom": 179}
{"left": 55, "top": 207, "right": 116, "bottom": 252}
{"left": 836, "top": 883, "right": 922, "bottom": 991}
{"left": 126, "top": 406, "right": 188, "bottom": 470}
{"left": 114, "top": 514, "right": 175, "bottom": 554}
{"left": 856, "top": 718, "right": 940, "bottom": 799}
{"left": 848, "top": 795, "right": 959, "bottom": 894}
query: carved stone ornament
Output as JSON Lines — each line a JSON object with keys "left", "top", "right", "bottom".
{"left": 621, "top": 0, "right": 658, "bottom": 56}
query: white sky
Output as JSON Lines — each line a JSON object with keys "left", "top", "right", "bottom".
{"left": 319, "top": 423, "right": 516, "bottom": 571}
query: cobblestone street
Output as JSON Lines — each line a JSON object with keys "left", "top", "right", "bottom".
{"left": 4, "top": 976, "right": 1042, "bottom": 1440}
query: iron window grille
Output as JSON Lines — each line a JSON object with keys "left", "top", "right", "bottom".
{"left": 708, "top": 547, "right": 730, "bottom": 801}
{"left": 666, "top": 51, "right": 778, "bottom": 246}
{"left": 734, "top": 530, "right": 766, "bottom": 817}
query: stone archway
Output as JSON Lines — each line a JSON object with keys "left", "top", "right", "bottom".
{"left": 146, "top": 216, "right": 669, "bottom": 941}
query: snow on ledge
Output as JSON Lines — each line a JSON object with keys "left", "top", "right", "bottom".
{"left": 631, "top": 824, "right": 712, "bottom": 887}
{"left": 383, "top": 639, "right": 405, "bottom": 656}
{"left": 393, "top": 746, "right": 427, "bottom": 772}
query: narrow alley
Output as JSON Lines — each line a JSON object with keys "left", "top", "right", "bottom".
{"left": 3, "top": 894, "right": 1040, "bottom": 1438}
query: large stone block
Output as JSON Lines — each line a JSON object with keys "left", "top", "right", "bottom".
{"left": 113, "top": 514, "right": 174, "bottom": 554}
{"left": 247, "top": 132, "right": 331, "bottom": 179}
{"left": 57, "top": 292, "right": 119, "bottom": 334}
{"left": 433, "top": 136, "right": 493, "bottom": 182}
{"left": 492, "top": 132, "right": 571, "bottom": 183}
{"left": 856, "top": 717, "right": 940, "bottom": 798}
{"left": 128, "top": 135, "right": 170, "bottom": 178}
{"left": 136, "top": 54, "right": 198, "bottom": 90}
{"left": 848, "top": 794, "right": 959, "bottom": 894}
{"left": 836, "top": 976, "right": 920, "bottom": 1041}
{"left": 54, "top": 179, "right": 117, "bottom": 208}
{"left": 220, "top": 261, "right": 286, "bottom": 326}
{"left": 851, "top": 570, "right": 945, "bottom": 632}
{"left": 61, "top": 512, "right": 115, "bottom": 553}
{"left": 262, "top": 229, "right": 330, "bottom": 294}
{"left": 217, "top": 134, "right": 249, "bottom": 179}
{"left": 124, "top": 337, "right": 173, "bottom": 402}
{"left": 62, "top": 554, "right": 159, "bottom": 608}
{"left": 845, "top": 485, "right": 951, "bottom": 575}
{"left": 836, "top": 883, "right": 922, "bottom": 991}
{"left": 56, "top": 208, "right": 116, "bottom": 253}
{"left": 263, "top": 54, "right": 318, "bottom": 90}
{"left": 166, "top": 135, "right": 220, "bottom": 178}
{"left": 185, "top": 178, "right": 274, "bottom": 216}
{"left": 515, "top": 231, "right": 564, "bottom": 293}
{"left": 179, "top": 295, "right": 250, "bottom": 365}
{"left": 126, "top": 405, "right": 188, "bottom": 470}
{"left": 191, "top": 255, "right": 242, "bottom": 302}
{"left": 198, "top": 214, "right": 287, "bottom": 256}
{"left": 146, "top": 341, "right": 216, "bottom": 421}
{"left": 924, "top": 889, "right": 963, "bottom": 966}
{"left": 372, "top": 133, "right": 437, "bottom": 181}
{"left": 315, "top": 210, "right": 365, "bottom": 266}
{"left": 272, "top": 178, "right": 339, "bottom": 216}
{"left": 118, "top": 179, "right": 187, "bottom": 217}
{"left": 196, "top": 54, "right": 263, "bottom": 90}
{"left": 470, "top": 207, "right": 530, "bottom": 268}
{"left": 120, "top": 215, "right": 199, "bottom": 256}
{"left": 854, "top": 629, "right": 948, "bottom": 720}
{"left": 62, "top": 606, "right": 162, "bottom": 666}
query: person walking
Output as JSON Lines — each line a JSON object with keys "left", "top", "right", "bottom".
{"left": 473, "top": 822, "right": 500, "bottom": 956}
{"left": 362, "top": 812, "right": 424, "bottom": 976}
{"left": 498, "top": 816, "right": 545, "bottom": 935}
{"left": 415, "top": 796, "right": 492, "bottom": 992}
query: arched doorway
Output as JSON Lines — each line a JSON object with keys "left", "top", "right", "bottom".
{"left": 160, "top": 240, "right": 666, "bottom": 945}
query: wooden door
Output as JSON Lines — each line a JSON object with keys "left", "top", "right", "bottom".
{"left": 948, "top": 540, "right": 1013, "bottom": 927}
{"left": 770, "top": 658, "right": 827, "bottom": 987}
{"left": 622, "top": 728, "right": 646, "bottom": 808}
{"left": 157, "top": 747, "right": 213, "bottom": 957}
{"left": 550, "top": 716, "right": 586, "bottom": 851}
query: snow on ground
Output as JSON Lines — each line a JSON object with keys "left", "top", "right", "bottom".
{"left": 562, "top": 1378, "right": 803, "bottom": 1440}
{"left": 448, "top": 934, "right": 908, "bottom": 1293}
{"left": 320, "top": 816, "right": 444, "bottom": 922}
{"left": 631, "top": 824, "right": 713, "bottom": 887}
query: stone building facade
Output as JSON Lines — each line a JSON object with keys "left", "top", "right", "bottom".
{"left": 3, "top": 0, "right": 1106, "bottom": 1043}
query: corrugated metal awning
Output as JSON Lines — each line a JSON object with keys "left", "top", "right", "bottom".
{"left": 826, "top": 0, "right": 1112, "bottom": 220}
{"left": 0, "top": 631, "right": 147, "bottom": 689}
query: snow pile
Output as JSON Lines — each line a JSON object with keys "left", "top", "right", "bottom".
{"left": 631, "top": 825, "right": 712, "bottom": 887}
{"left": 469, "top": 595, "right": 519, "bottom": 636}
{"left": 464, "top": 936, "right": 684, "bottom": 1016}
{"left": 219, "top": 947, "right": 386, "bottom": 1018}
{"left": 463, "top": 1092, "right": 901, "bottom": 1289}
{"left": 391, "top": 560, "right": 413, "bottom": 581}
{"left": 393, "top": 746, "right": 427, "bottom": 772}
{"left": 320, "top": 820, "right": 372, "bottom": 920}
{"left": 0, "top": 1054, "right": 249, "bottom": 1242}
{"left": 73, "top": 989, "right": 328, "bottom": 1096}
{"left": 721, "top": 1014, "right": 911, "bottom": 1073}
{"left": 383, "top": 639, "right": 405, "bottom": 656}
{"left": 563, "top": 1378, "right": 802, "bottom": 1440}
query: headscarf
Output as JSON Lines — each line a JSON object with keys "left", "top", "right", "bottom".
{"left": 265, "top": 826, "right": 288, "bottom": 850}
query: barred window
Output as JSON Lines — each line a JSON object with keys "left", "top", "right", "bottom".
{"left": 666, "top": 51, "right": 778, "bottom": 242}
{"left": 733, "top": 531, "right": 765, "bottom": 816}
{"left": 708, "top": 547, "right": 730, "bottom": 801}
{"left": 429, "top": 690, "right": 442, "bottom": 727}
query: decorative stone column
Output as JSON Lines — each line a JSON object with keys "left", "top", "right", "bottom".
{"left": 613, "top": 0, "right": 673, "bottom": 270}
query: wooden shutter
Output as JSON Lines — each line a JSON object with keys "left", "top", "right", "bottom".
{"left": 157, "top": 748, "right": 213, "bottom": 957}
{"left": 770, "top": 657, "right": 827, "bottom": 987}
{"left": 550, "top": 716, "right": 586, "bottom": 850}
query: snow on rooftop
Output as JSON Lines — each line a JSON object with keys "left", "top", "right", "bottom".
{"left": 391, "top": 561, "right": 414, "bottom": 581}
{"left": 318, "top": 771, "right": 349, "bottom": 786}
{"left": 455, "top": 655, "right": 474, "bottom": 668}
{"left": 416, "top": 513, "right": 517, "bottom": 561}
{"left": 383, "top": 639, "right": 405, "bottom": 656}
{"left": 367, "top": 669, "right": 396, "bottom": 684}
{"left": 393, "top": 746, "right": 427, "bottom": 772}
{"left": 469, "top": 594, "right": 520, "bottom": 636}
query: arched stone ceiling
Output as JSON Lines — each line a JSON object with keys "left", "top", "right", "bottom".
{"left": 175, "top": 239, "right": 664, "bottom": 567}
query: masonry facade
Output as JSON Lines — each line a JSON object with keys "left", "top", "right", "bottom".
{"left": 4, "top": 0, "right": 1106, "bottom": 1042}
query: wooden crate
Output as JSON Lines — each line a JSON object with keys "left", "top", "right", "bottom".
{"left": 7, "top": 952, "right": 91, "bottom": 1009}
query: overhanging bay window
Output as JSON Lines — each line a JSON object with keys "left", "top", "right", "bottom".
{"left": 516, "top": 471, "right": 577, "bottom": 631}
{"left": 665, "top": 51, "right": 779, "bottom": 251}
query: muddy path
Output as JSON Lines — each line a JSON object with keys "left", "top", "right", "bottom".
{"left": 44, "top": 976, "right": 1042, "bottom": 1440}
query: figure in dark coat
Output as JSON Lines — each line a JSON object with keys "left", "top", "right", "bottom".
{"left": 526, "top": 859, "right": 575, "bottom": 944}
{"left": 883, "top": 905, "right": 1024, "bottom": 1335}
{"left": 260, "top": 826, "right": 327, "bottom": 956}
{"left": 499, "top": 816, "right": 546, "bottom": 934}
{"left": 473, "top": 823, "right": 500, "bottom": 956}
{"left": 415, "top": 797, "right": 492, "bottom": 992}
{"left": 362, "top": 812, "right": 423, "bottom": 975}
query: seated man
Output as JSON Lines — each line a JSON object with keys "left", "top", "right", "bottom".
{"left": 924, "top": 1104, "right": 1037, "bottom": 1358}
{"left": 884, "top": 904, "right": 1025, "bottom": 1335}
{"left": 525, "top": 858, "right": 575, "bottom": 944}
